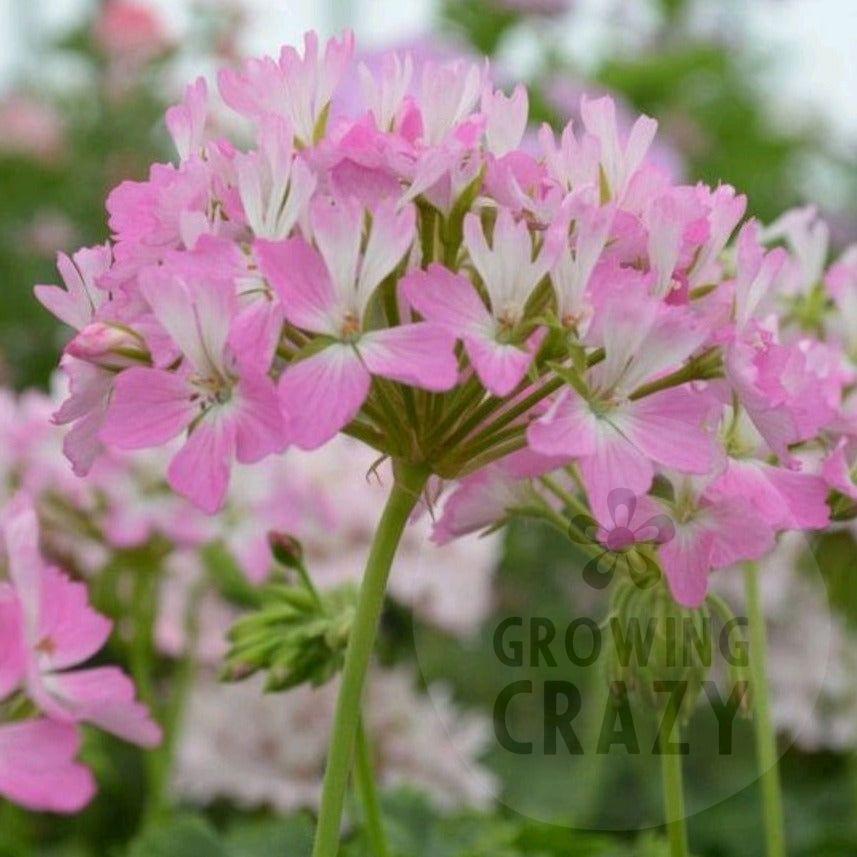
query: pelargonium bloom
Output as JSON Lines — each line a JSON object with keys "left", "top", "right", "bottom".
{"left": 32, "top": 28, "right": 851, "bottom": 622}
{"left": 0, "top": 494, "right": 161, "bottom": 746}
{"left": 99, "top": 262, "right": 283, "bottom": 512}
{"left": 257, "top": 195, "right": 458, "bottom": 448}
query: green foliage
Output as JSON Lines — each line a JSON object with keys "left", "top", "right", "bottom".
{"left": 344, "top": 789, "right": 678, "bottom": 856}
{"left": 126, "top": 814, "right": 314, "bottom": 857}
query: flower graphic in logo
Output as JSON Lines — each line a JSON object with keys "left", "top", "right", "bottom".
{"left": 568, "top": 488, "right": 675, "bottom": 590}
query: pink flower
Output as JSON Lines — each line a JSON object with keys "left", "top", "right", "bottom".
{"left": 34, "top": 244, "right": 113, "bottom": 332}
{"left": 0, "top": 494, "right": 161, "bottom": 748}
{"left": 257, "top": 195, "right": 458, "bottom": 448}
{"left": 234, "top": 115, "right": 316, "bottom": 239}
{"left": 99, "top": 266, "right": 283, "bottom": 512}
{"left": 432, "top": 449, "right": 566, "bottom": 543}
{"left": 358, "top": 52, "right": 414, "bottom": 132}
{"left": 219, "top": 31, "right": 355, "bottom": 146}
{"left": 166, "top": 77, "right": 210, "bottom": 163}
{"left": 579, "top": 95, "right": 657, "bottom": 203}
{"left": 0, "top": 95, "right": 65, "bottom": 163}
{"left": 528, "top": 294, "right": 716, "bottom": 518}
{"left": 92, "top": 0, "right": 169, "bottom": 60}
{"left": 402, "top": 207, "right": 563, "bottom": 396}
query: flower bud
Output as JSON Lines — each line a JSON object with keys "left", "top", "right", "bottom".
{"left": 267, "top": 531, "right": 304, "bottom": 570}
{"left": 66, "top": 322, "right": 149, "bottom": 370}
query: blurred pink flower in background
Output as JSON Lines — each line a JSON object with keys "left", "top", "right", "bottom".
{"left": 92, "top": 0, "right": 170, "bottom": 61}
{"left": 0, "top": 95, "right": 65, "bottom": 163}
{"left": 21, "top": 211, "right": 79, "bottom": 259}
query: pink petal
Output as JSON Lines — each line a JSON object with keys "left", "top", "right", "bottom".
{"left": 401, "top": 263, "right": 492, "bottom": 335}
{"left": 228, "top": 297, "right": 284, "bottom": 373}
{"left": 527, "top": 390, "right": 599, "bottom": 458}
{"left": 63, "top": 406, "right": 108, "bottom": 477}
{"left": 233, "top": 371, "right": 285, "bottom": 463}
{"left": 821, "top": 439, "right": 857, "bottom": 501}
{"left": 100, "top": 367, "right": 194, "bottom": 450}
{"left": 578, "top": 422, "right": 655, "bottom": 522}
{"left": 0, "top": 588, "right": 25, "bottom": 699}
{"left": 41, "top": 667, "right": 162, "bottom": 748}
{"left": 33, "top": 245, "right": 111, "bottom": 331}
{"left": 708, "top": 459, "right": 830, "bottom": 531}
{"left": 659, "top": 523, "right": 712, "bottom": 607}
{"left": 36, "top": 567, "right": 113, "bottom": 672}
{"left": 464, "top": 332, "right": 533, "bottom": 397}
{"left": 703, "top": 500, "right": 776, "bottom": 569}
{"left": 356, "top": 200, "right": 416, "bottom": 303}
{"left": 359, "top": 323, "right": 458, "bottom": 391}
{"left": 309, "top": 195, "right": 362, "bottom": 301}
{"left": 168, "top": 416, "right": 236, "bottom": 514}
{"left": 433, "top": 465, "right": 528, "bottom": 545}
{"left": 1, "top": 494, "right": 45, "bottom": 631}
{"left": 255, "top": 237, "right": 338, "bottom": 335}
{"left": 617, "top": 387, "right": 716, "bottom": 474}
{"left": 139, "top": 267, "right": 235, "bottom": 377}
{"left": 279, "top": 345, "right": 371, "bottom": 450}
{"left": 0, "top": 719, "right": 95, "bottom": 813}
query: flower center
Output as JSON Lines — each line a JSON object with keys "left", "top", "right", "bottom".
{"left": 340, "top": 312, "right": 361, "bottom": 340}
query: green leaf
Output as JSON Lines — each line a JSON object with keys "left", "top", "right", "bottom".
{"left": 126, "top": 816, "right": 229, "bottom": 857}
{"left": 224, "top": 815, "right": 314, "bottom": 857}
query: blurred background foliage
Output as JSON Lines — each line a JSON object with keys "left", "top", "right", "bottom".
{"left": 0, "top": 0, "right": 855, "bottom": 855}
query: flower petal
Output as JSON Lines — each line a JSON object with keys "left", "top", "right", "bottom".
{"left": 278, "top": 344, "right": 371, "bottom": 450}
{"left": 100, "top": 367, "right": 194, "bottom": 450}
{"left": 359, "top": 323, "right": 458, "bottom": 391}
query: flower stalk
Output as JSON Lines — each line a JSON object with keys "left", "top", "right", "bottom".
{"left": 660, "top": 739, "right": 690, "bottom": 857}
{"left": 353, "top": 718, "right": 390, "bottom": 857}
{"left": 744, "top": 562, "right": 787, "bottom": 857}
{"left": 312, "top": 461, "right": 429, "bottom": 857}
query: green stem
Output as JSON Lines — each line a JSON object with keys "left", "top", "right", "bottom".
{"left": 142, "top": 577, "right": 205, "bottom": 830}
{"left": 744, "top": 562, "right": 787, "bottom": 857}
{"left": 129, "top": 568, "right": 159, "bottom": 710}
{"left": 660, "top": 739, "right": 690, "bottom": 857}
{"left": 629, "top": 348, "right": 721, "bottom": 401}
{"left": 312, "top": 462, "right": 429, "bottom": 857}
{"left": 353, "top": 718, "right": 390, "bottom": 857}
{"left": 539, "top": 475, "right": 591, "bottom": 519}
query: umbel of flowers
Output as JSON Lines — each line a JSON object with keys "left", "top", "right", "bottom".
{"left": 36, "top": 30, "right": 857, "bottom": 857}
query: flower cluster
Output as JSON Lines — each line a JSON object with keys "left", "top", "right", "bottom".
{"left": 38, "top": 30, "right": 855, "bottom": 611}
{"left": 0, "top": 494, "right": 159, "bottom": 813}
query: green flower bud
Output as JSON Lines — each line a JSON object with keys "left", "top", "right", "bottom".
{"left": 222, "top": 581, "right": 358, "bottom": 692}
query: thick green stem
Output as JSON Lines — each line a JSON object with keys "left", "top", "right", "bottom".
{"left": 353, "top": 719, "right": 390, "bottom": 857}
{"left": 312, "top": 462, "right": 428, "bottom": 857}
{"left": 744, "top": 562, "right": 787, "bottom": 857}
{"left": 660, "top": 740, "right": 690, "bottom": 857}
